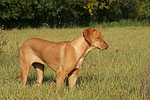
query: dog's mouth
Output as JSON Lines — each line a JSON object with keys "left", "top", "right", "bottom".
{"left": 96, "top": 44, "right": 109, "bottom": 50}
{"left": 96, "top": 46, "right": 101, "bottom": 49}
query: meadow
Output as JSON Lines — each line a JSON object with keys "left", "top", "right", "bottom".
{"left": 0, "top": 27, "right": 150, "bottom": 100}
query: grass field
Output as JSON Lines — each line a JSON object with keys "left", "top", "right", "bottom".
{"left": 0, "top": 27, "right": 150, "bottom": 100}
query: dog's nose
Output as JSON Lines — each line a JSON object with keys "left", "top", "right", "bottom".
{"left": 106, "top": 44, "right": 109, "bottom": 49}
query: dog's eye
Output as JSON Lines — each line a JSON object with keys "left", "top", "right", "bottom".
{"left": 96, "top": 37, "right": 100, "bottom": 39}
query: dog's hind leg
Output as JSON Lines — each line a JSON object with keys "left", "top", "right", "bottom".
{"left": 20, "top": 62, "right": 31, "bottom": 87}
{"left": 32, "top": 63, "right": 44, "bottom": 87}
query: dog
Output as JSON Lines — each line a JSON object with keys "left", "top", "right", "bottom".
{"left": 16, "top": 28, "right": 109, "bottom": 89}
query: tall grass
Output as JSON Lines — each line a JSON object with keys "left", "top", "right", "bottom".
{"left": 0, "top": 27, "right": 149, "bottom": 100}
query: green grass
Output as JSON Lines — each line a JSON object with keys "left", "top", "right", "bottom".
{"left": 100, "top": 19, "right": 150, "bottom": 28}
{"left": 0, "top": 27, "right": 150, "bottom": 100}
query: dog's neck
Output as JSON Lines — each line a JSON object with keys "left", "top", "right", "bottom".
{"left": 71, "top": 34, "right": 95, "bottom": 59}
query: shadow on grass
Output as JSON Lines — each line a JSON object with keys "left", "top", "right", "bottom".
{"left": 27, "top": 74, "right": 56, "bottom": 86}
{"left": 27, "top": 74, "right": 99, "bottom": 87}
{"left": 76, "top": 74, "right": 103, "bottom": 85}
{"left": 77, "top": 75, "right": 94, "bottom": 85}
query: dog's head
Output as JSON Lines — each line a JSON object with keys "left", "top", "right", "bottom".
{"left": 83, "top": 28, "right": 109, "bottom": 50}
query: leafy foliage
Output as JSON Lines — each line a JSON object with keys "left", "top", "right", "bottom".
{"left": 0, "top": 0, "right": 150, "bottom": 28}
{"left": 0, "top": 25, "right": 9, "bottom": 64}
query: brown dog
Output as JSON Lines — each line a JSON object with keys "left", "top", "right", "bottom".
{"left": 16, "top": 28, "right": 109, "bottom": 89}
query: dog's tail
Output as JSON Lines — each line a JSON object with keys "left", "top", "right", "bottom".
{"left": 15, "top": 74, "right": 21, "bottom": 80}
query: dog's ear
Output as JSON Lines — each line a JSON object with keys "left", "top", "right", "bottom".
{"left": 83, "top": 28, "right": 94, "bottom": 44}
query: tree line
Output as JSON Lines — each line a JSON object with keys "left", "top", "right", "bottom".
{"left": 0, "top": 0, "right": 150, "bottom": 28}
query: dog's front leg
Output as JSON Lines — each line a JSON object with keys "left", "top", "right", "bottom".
{"left": 68, "top": 67, "right": 81, "bottom": 90}
{"left": 68, "top": 59, "right": 84, "bottom": 90}
{"left": 56, "top": 69, "right": 67, "bottom": 88}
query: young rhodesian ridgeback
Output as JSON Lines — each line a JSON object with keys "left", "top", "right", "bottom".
{"left": 16, "top": 28, "right": 109, "bottom": 89}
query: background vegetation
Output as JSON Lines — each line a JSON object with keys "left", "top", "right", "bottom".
{"left": 0, "top": 0, "right": 150, "bottom": 28}
{"left": 0, "top": 27, "right": 149, "bottom": 99}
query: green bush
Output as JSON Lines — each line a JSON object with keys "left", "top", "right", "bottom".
{"left": 0, "top": 25, "right": 9, "bottom": 52}
{"left": 0, "top": 25, "right": 9, "bottom": 64}
{"left": 0, "top": 0, "right": 150, "bottom": 28}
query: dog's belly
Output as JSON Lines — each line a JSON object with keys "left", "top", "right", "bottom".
{"left": 46, "top": 62, "right": 59, "bottom": 72}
